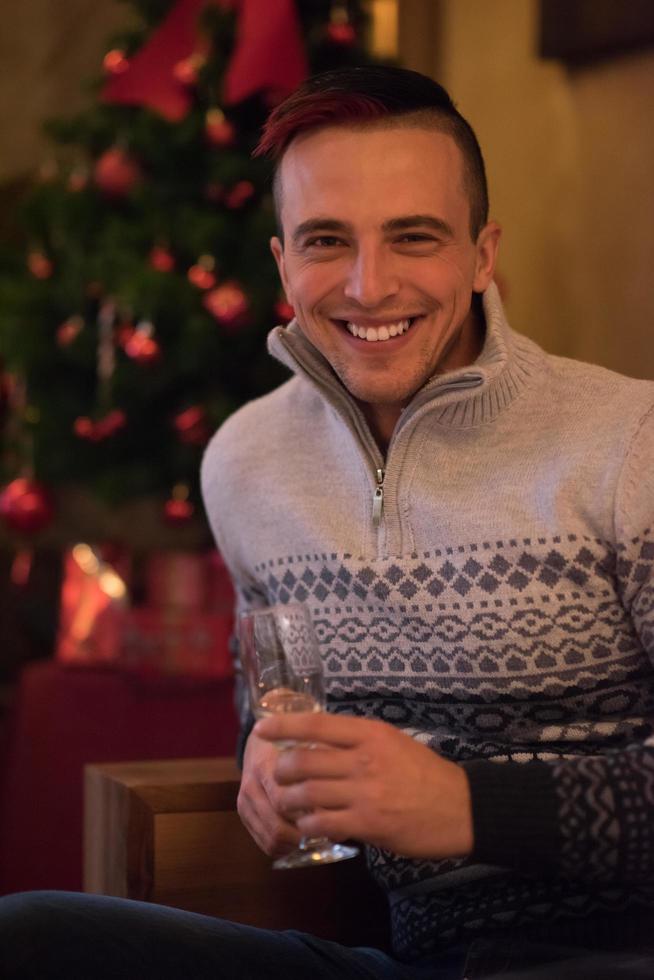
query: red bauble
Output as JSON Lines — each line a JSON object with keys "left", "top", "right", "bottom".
{"left": 0, "top": 478, "right": 55, "bottom": 534}
{"left": 96, "top": 409, "right": 127, "bottom": 439}
{"left": 124, "top": 323, "right": 161, "bottom": 364}
{"left": 274, "top": 298, "right": 295, "bottom": 322}
{"left": 115, "top": 320, "right": 135, "bottom": 348}
{"left": 162, "top": 489, "right": 195, "bottom": 526}
{"left": 224, "top": 180, "right": 255, "bottom": 209}
{"left": 203, "top": 281, "right": 249, "bottom": 328}
{"left": 173, "top": 53, "right": 205, "bottom": 87}
{"left": 103, "top": 49, "right": 129, "bottom": 75}
{"left": 173, "top": 406, "right": 210, "bottom": 446}
{"left": 149, "top": 245, "right": 175, "bottom": 273}
{"left": 27, "top": 251, "right": 53, "bottom": 279}
{"left": 187, "top": 256, "right": 216, "bottom": 290}
{"left": 73, "top": 416, "right": 96, "bottom": 440}
{"left": 74, "top": 410, "right": 127, "bottom": 442}
{"left": 326, "top": 22, "right": 356, "bottom": 44}
{"left": 205, "top": 109, "right": 235, "bottom": 148}
{"left": 94, "top": 147, "right": 142, "bottom": 198}
{"left": 57, "top": 315, "right": 84, "bottom": 347}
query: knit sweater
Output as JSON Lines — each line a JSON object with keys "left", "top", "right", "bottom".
{"left": 201, "top": 283, "right": 654, "bottom": 961}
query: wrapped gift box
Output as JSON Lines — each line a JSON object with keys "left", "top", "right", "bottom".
{"left": 56, "top": 546, "right": 234, "bottom": 678}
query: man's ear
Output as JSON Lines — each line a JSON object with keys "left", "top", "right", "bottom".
{"left": 270, "top": 237, "right": 291, "bottom": 303}
{"left": 472, "top": 221, "right": 501, "bottom": 293}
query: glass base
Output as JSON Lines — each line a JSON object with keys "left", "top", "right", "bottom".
{"left": 273, "top": 840, "right": 359, "bottom": 870}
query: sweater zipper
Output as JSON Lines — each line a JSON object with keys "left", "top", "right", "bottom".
{"left": 369, "top": 376, "right": 480, "bottom": 529}
{"left": 372, "top": 467, "right": 384, "bottom": 527}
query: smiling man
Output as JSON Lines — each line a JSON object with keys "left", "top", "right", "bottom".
{"left": 2, "top": 65, "right": 654, "bottom": 980}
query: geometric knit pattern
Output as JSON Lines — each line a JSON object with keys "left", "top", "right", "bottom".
{"left": 552, "top": 745, "right": 654, "bottom": 882}
{"left": 388, "top": 873, "right": 654, "bottom": 960}
{"left": 224, "top": 549, "right": 654, "bottom": 958}
{"left": 237, "top": 532, "right": 654, "bottom": 956}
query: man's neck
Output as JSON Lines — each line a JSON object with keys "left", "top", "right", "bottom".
{"left": 358, "top": 402, "right": 401, "bottom": 456}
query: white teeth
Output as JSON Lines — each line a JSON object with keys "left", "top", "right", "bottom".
{"left": 346, "top": 318, "right": 412, "bottom": 342}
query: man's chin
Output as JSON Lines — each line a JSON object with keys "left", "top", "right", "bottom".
{"left": 335, "top": 372, "right": 419, "bottom": 411}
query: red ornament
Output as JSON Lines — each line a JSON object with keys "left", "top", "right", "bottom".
{"left": 74, "top": 410, "right": 127, "bottom": 442}
{"left": 274, "top": 298, "right": 295, "bottom": 322}
{"left": 187, "top": 255, "right": 217, "bottom": 290}
{"left": 0, "top": 478, "right": 55, "bottom": 534}
{"left": 27, "top": 250, "right": 53, "bottom": 279}
{"left": 103, "top": 49, "right": 129, "bottom": 75}
{"left": 173, "top": 52, "right": 205, "bottom": 87}
{"left": 94, "top": 147, "right": 142, "bottom": 198}
{"left": 205, "top": 108, "right": 235, "bottom": 148}
{"left": 224, "top": 180, "right": 255, "bottom": 209}
{"left": 149, "top": 245, "right": 175, "bottom": 273}
{"left": 326, "top": 22, "right": 356, "bottom": 44}
{"left": 173, "top": 406, "right": 210, "bottom": 446}
{"left": 57, "top": 315, "right": 84, "bottom": 347}
{"left": 163, "top": 484, "right": 194, "bottom": 526}
{"left": 204, "top": 281, "right": 249, "bottom": 328}
{"left": 327, "top": 6, "right": 357, "bottom": 45}
{"left": 115, "top": 320, "right": 135, "bottom": 348}
{"left": 96, "top": 409, "right": 127, "bottom": 439}
{"left": 73, "top": 416, "right": 96, "bottom": 440}
{"left": 124, "top": 322, "right": 161, "bottom": 364}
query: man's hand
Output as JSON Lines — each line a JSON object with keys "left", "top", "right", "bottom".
{"left": 236, "top": 730, "right": 303, "bottom": 858}
{"left": 253, "top": 712, "right": 474, "bottom": 860}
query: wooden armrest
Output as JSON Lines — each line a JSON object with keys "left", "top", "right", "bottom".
{"left": 84, "top": 757, "right": 389, "bottom": 949}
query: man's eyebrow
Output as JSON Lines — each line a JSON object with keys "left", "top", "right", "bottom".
{"left": 291, "top": 215, "right": 455, "bottom": 246}
{"left": 382, "top": 215, "right": 455, "bottom": 238}
{"left": 291, "top": 219, "right": 351, "bottom": 246}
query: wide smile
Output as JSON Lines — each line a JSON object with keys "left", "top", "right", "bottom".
{"left": 332, "top": 316, "right": 423, "bottom": 344}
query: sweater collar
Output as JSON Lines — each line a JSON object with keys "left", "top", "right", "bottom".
{"left": 267, "top": 282, "right": 544, "bottom": 427}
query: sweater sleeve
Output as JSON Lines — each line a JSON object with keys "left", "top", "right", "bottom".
{"left": 464, "top": 401, "right": 654, "bottom": 884}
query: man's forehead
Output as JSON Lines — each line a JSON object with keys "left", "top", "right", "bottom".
{"left": 280, "top": 120, "right": 460, "bottom": 170}
{"left": 276, "top": 124, "right": 466, "bottom": 224}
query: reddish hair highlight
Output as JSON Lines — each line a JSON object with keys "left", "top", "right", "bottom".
{"left": 255, "top": 93, "right": 389, "bottom": 159}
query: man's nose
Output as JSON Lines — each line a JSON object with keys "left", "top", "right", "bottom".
{"left": 343, "top": 246, "right": 400, "bottom": 308}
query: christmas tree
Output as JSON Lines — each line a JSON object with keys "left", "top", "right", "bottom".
{"left": 0, "top": 0, "right": 383, "bottom": 545}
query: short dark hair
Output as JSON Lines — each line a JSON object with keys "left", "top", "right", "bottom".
{"left": 255, "top": 66, "right": 489, "bottom": 240}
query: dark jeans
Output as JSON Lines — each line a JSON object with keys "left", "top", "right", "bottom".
{"left": 1, "top": 891, "right": 653, "bottom": 980}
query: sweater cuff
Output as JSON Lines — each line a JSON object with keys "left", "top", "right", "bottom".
{"left": 462, "top": 759, "right": 563, "bottom": 876}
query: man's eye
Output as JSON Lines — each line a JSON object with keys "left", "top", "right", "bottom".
{"left": 305, "top": 236, "right": 344, "bottom": 248}
{"left": 397, "top": 234, "right": 437, "bottom": 244}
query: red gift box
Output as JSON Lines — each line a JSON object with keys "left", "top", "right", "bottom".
{"left": 56, "top": 546, "right": 235, "bottom": 678}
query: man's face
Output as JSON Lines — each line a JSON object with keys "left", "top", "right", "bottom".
{"left": 271, "top": 124, "right": 500, "bottom": 420}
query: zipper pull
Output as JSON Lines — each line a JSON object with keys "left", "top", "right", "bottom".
{"left": 372, "top": 467, "right": 384, "bottom": 527}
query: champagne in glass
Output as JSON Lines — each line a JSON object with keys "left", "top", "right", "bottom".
{"left": 239, "top": 603, "right": 359, "bottom": 869}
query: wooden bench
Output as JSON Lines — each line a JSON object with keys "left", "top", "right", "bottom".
{"left": 84, "top": 757, "right": 389, "bottom": 949}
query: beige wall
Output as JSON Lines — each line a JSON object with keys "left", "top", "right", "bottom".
{"left": 401, "top": 0, "right": 654, "bottom": 378}
{"left": 0, "top": 0, "right": 132, "bottom": 184}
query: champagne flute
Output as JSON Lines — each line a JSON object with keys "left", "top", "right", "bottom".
{"left": 239, "top": 603, "right": 359, "bottom": 869}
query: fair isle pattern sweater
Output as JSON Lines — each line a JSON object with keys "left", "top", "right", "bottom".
{"left": 201, "top": 283, "right": 654, "bottom": 961}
